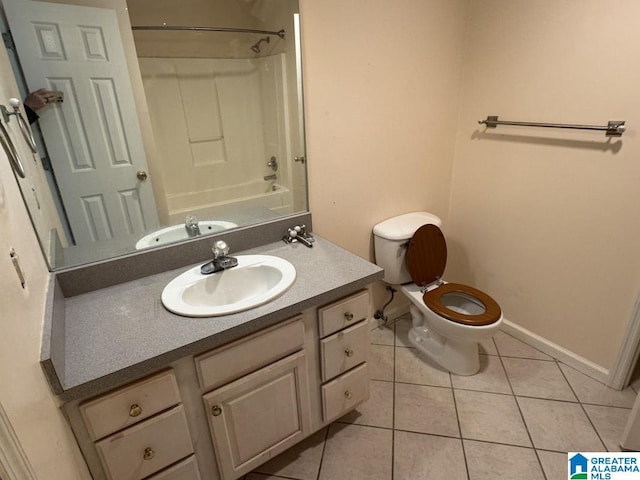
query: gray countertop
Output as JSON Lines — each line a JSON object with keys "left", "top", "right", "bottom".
{"left": 46, "top": 236, "right": 383, "bottom": 401}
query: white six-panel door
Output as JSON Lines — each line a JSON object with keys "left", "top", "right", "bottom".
{"left": 4, "top": 0, "right": 158, "bottom": 245}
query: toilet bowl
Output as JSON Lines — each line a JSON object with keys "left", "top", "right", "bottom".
{"left": 373, "top": 212, "right": 503, "bottom": 375}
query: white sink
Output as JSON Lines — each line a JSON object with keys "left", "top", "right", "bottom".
{"left": 135, "top": 220, "right": 238, "bottom": 250}
{"left": 161, "top": 255, "right": 296, "bottom": 317}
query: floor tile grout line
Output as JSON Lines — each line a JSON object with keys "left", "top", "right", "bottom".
{"left": 558, "top": 360, "right": 637, "bottom": 406}
{"left": 495, "top": 346, "right": 549, "bottom": 480}
{"left": 333, "top": 418, "right": 598, "bottom": 454}
{"left": 393, "top": 379, "right": 454, "bottom": 391}
{"left": 451, "top": 388, "right": 471, "bottom": 479}
{"left": 334, "top": 419, "right": 463, "bottom": 439}
{"left": 499, "top": 354, "right": 556, "bottom": 362}
{"left": 314, "top": 425, "right": 331, "bottom": 480}
{"left": 556, "top": 359, "right": 609, "bottom": 452}
{"left": 249, "top": 473, "right": 301, "bottom": 480}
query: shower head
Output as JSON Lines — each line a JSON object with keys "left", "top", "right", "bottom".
{"left": 250, "top": 36, "right": 270, "bottom": 54}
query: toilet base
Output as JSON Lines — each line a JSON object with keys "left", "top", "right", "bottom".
{"left": 408, "top": 325, "right": 480, "bottom": 375}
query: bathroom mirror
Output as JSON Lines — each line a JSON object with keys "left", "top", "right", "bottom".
{"left": 0, "top": 0, "right": 307, "bottom": 269}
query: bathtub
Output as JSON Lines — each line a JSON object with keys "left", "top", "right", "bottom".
{"left": 166, "top": 180, "right": 294, "bottom": 224}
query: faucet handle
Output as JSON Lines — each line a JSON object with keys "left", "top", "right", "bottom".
{"left": 213, "top": 240, "right": 229, "bottom": 258}
{"left": 185, "top": 215, "right": 198, "bottom": 228}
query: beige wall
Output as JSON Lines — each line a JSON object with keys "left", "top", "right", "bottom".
{"left": 0, "top": 100, "right": 90, "bottom": 479}
{"left": 0, "top": 6, "right": 90, "bottom": 477}
{"left": 446, "top": 0, "right": 640, "bottom": 369}
{"left": 300, "top": 0, "right": 469, "bottom": 258}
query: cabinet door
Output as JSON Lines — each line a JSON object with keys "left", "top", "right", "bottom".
{"left": 203, "top": 351, "right": 311, "bottom": 480}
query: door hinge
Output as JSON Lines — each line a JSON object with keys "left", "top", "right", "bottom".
{"left": 2, "top": 32, "right": 15, "bottom": 51}
{"left": 40, "top": 156, "right": 52, "bottom": 171}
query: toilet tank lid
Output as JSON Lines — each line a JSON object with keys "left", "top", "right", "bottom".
{"left": 373, "top": 212, "right": 442, "bottom": 240}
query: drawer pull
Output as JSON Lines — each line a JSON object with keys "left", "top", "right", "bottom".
{"left": 345, "top": 348, "right": 354, "bottom": 358}
{"left": 129, "top": 404, "right": 142, "bottom": 417}
{"left": 344, "top": 312, "right": 354, "bottom": 322}
{"left": 212, "top": 405, "right": 222, "bottom": 416}
{"left": 143, "top": 447, "right": 155, "bottom": 460}
{"left": 344, "top": 390, "right": 353, "bottom": 399}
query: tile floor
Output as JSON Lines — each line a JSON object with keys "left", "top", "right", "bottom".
{"left": 244, "top": 316, "right": 639, "bottom": 480}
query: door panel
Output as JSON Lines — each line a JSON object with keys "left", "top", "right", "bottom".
{"left": 4, "top": 0, "right": 158, "bottom": 244}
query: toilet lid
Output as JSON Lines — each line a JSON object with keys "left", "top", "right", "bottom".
{"left": 406, "top": 224, "right": 447, "bottom": 286}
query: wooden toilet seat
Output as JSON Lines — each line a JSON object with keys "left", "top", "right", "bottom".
{"left": 406, "top": 224, "right": 501, "bottom": 327}
{"left": 422, "top": 283, "right": 501, "bottom": 326}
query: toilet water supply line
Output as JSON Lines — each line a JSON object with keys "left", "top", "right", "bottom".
{"left": 374, "top": 286, "right": 397, "bottom": 323}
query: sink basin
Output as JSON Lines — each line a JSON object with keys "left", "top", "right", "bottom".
{"left": 161, "top": 255, "right": 296, "bottom": 317}
{"left": 135, "top": 220, "right": 238, "bottom": 250}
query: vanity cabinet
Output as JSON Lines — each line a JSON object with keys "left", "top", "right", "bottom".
{"left": 65, "top": 291, "right": 373, "bottom": 480}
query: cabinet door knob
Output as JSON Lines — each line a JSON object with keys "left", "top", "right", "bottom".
{"left": 345, "top": 348, "right": 354, "bottom": 357}
{"left": 344, "top": 390, "right": 353, "bottom": 399}
{"left": 212, "top": 405, "right": 222, "bottom": 416}
{"left": 344, "top": 312, "right": 354, "bottom": 322}
{"left": 129, "top": 404, "right": 142, "bottom": 417}
{"left": 143, "top": 447, "right": 155, "bottom": 460}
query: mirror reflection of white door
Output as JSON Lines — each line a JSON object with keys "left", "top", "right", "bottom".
{"left": 4, "top": 0, "right": 158, "bottom": 245}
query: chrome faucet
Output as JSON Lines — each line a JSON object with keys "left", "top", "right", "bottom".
{"left": 282, "top": 225, "right": 314, "bottom": 248}
{"left": 263, "top": 173, "right": 277, "bottom": 181}
{"left": 185, "top": 215, "right": 201, "bottom": 237}
{"left": 200, "top": 240, "right": 239, "bottom": 274}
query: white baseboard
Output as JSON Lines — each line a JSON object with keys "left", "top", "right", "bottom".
{"left": 501, "top": 318, "right": 610, "bottom": 385}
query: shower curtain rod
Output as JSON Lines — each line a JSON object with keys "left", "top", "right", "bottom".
{"left": 131, "top": 25, "right": 286, "bottom": 39}
{"left": 478, "top": 115, "right": 626, "bottom": 137}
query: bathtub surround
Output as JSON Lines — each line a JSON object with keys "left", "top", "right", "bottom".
{"left": 140, "top": 55, "right": 298, "bottom": 220}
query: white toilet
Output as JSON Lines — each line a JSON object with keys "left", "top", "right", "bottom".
{"left": 373, "top": 212, "right": 503, "bottom": 375}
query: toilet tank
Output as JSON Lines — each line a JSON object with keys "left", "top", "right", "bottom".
{"left": 373, "top": 212, "right": 442, "bottom": 284}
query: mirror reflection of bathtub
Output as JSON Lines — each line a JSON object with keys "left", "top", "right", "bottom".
{"left": 1, "top": 0, "right": 307, "bottom": 270}
{"left": 166, "top": 180, "right": 293, "bottom": 225}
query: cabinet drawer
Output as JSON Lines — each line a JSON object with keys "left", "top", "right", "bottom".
{"left": 95, "top": 404, "right": 193, "bottom": 480}
{"left": 196, "top": 317, "right": 304, "bottom": 390}
{"left": 80, "top": 370, "right": 181, "bottom": 441}
{"left": 320, "top": 319, "right": 369, "bottom": 381}
{"left": 318, "top": 290, "right": 370, "bottom": 337}
{"left": 322, "top": 363, "right": 369, "bottom": 422}
{"left": 146, "top": 455, "right": 201, "bottom": 480}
